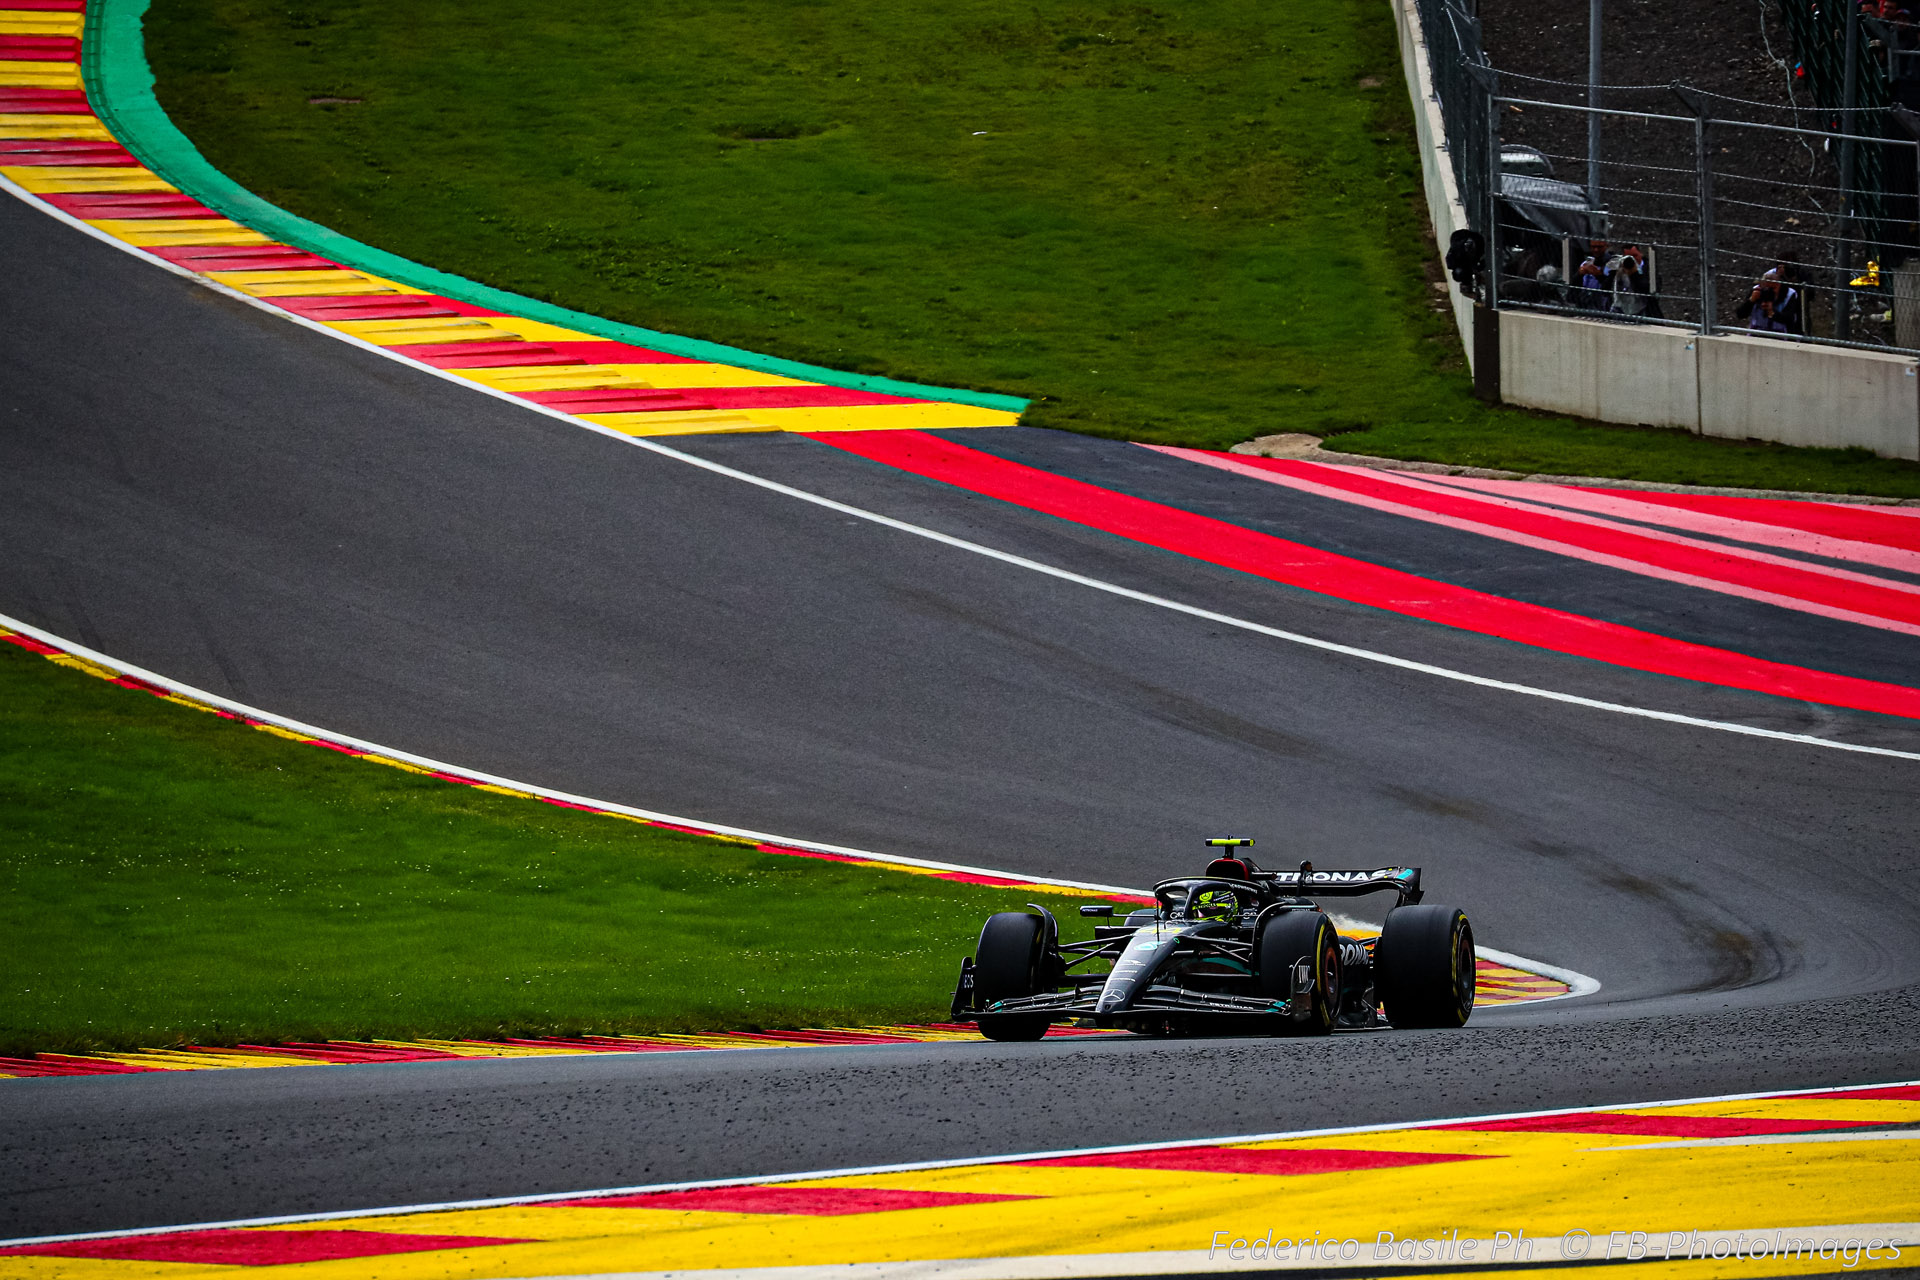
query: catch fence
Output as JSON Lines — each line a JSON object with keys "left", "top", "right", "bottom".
{"left": 1417, "top": 0, "right": 1920, "bottom": 352}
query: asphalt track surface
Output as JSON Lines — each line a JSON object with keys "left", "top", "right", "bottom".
{"left": 3, "top": 191, "right": 1919, "bottom": 1237}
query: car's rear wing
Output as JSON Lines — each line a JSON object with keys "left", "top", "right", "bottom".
{"left": 1252, "top": 865, "right": 1423, "bottom": 905}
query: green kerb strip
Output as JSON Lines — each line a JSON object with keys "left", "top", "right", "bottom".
{"left": 82, "top": 0, "right": 1029, "bottom": 414}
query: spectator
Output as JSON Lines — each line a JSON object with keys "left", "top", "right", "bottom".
{"left": 1771, "top": 262, "right": 1806, "bottom": 334}
{"left": 1575, "top": 255, "right": 1606, "bottom": 309}
{"left": 1744, "top": 267, "right": 1802, "bottom": 336}
{"left": 1749, "top": 292, "right": 1791, "bottom": 331}
{"left": 1610, "top": 247, "right": 1652, "bottom": 317}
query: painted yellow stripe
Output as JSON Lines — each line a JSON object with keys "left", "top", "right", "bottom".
{"left": 598, "top": 362, "right": 814, "bottom": 390}
{"left": 473, "top": 314, "right": 609, "bottom": 344}
{"left": 771, "top": 403, "right": 1023, "bottom": 431}
{"left": 89, "top": 220, "right": 273, "bottom": 247}
{"left": 0, "top": 116, "right": 107, "bottom": 140}
{"left": 204, "top": 268, "right": 428, "bottom": 296}
{"left": 0, "top": 14, "right": 82, "bottom": 35}
{"left": 0, "top": 111, "right": 98, "bottom": 128}
{"left": 1, "top": 166, "right": 172, "bottom": 193}
{"left": 0, "top": 61, "right": 81, "bottom": 88}
{"left": 376, "top": 1040, "right": 589, "bottom": 1059}
{"left": 579, "top": 411, "right": 776, "bottom": 436}
{"left": 120, "top": 1099, "right": 1914, "bottom": 1279}
{"left": 455, "top": 365, "right": 659, "bottom": 393}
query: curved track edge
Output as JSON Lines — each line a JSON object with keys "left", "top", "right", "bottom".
{"left": 0, "top": 611, "right": 1599, "bottom": 1004}
{"left": 80, "top": 0, "right": 1026, "bottom": 413}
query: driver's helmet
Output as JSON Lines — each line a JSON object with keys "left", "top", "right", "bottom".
{"left": 1191, "top": 886, "right": 1239, "bottom": 921}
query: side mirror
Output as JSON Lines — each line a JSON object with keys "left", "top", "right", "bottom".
{"left": 1078, "top": 904, "right": 1116, "bottom": 918}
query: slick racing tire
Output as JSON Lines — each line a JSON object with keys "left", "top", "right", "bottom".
{"left": 1258, "top": 911, "right": 1340, "bottom": 1036}
{"left": 1376, "top": 905, "right": 1475, "bottom": 1029}
{"left": 974, "top": 912, "right": 1050, "bottom": 1042}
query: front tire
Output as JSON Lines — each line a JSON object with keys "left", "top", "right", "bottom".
{"left": 973, "top": 912, "right": 1050, "bottom": 1042}
{"left": 1259, "top": 911, "right": 1340, "bottom": 1036}
{"left": 1376, "top": 905, "right": 1475, "bottom": 1028}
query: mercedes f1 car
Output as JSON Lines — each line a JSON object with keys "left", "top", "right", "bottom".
{"left": 950, "top": 838, "right": 1474, "bottom": 1041}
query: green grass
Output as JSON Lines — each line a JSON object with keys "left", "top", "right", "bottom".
{"left": 145, "top": 0, "right": 1920, "bottom": 497}
{"left": 0, "top": 642, "right": 1100, "bottom": 1057}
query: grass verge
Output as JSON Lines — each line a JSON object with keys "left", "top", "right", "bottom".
{"left": 0, "top": 641, "right": 1099, "bottom": 1057}
{"left": 145, "top": 0, "right": 1920, "bottom": 498}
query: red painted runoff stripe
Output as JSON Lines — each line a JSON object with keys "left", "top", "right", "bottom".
{"left": 1020, "top": 1147, "right": 1492, "bottom": 1175}
{"left": 541, "top": 340, "right": 708, "bottom": 365}
{"left": 1417, "top": 473, "right": 1920, "bottom": 576}
{"left": 553, "top": 1187, "right": 1037, "bottom": 1215}
{"left": 1, "top": 1229, "right": 531, "bottom": 1265}
{"left": 0, "top": 37, "right": 79, "bottom": 60}
{"left": 1588, "top": 487, "right": 1920, "bottom": 553}
{"left": 812, "top": 430, "right": 1920, "bottom": 719}
{"left": 0, "top": 139, "right": 138, "bottom": 165}
{"left": 1178, "top": 452, "right": 1920, "bottom": 632}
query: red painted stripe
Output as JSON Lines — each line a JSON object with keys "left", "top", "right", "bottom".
{"left": 1421, "top": 474, "right": 1920, "bottom": 576}
{"left": 754, "top": 843, "right": 867, "bottom": 864}
{"left": 0, "top": 0, "right": 86, "bottom": 10}
{"left": 1204, "top": 454, "right": 1920, "bottom": 631}
{"left": 22, "top": 1054, "right": 164, "bottom": 1073}
{"left": 0, "top": 91, "right": 90, "bottom": 113}
{"left": 520, "top": 388, "right": 716, "bottom": 413}
{"left": 1020, "top": 1146, "right": 1492, "bottom": 1175}
{"left": 0, "top": 38, "right": 79, "bottom": 60}
{"left": 148, "top": 244, "right": 338, "bottom": 271}
{"left": 1442, "top": 1112, "right": 1881, "bottom": 1137}
{"left": 1601, "top": 489, "right": 1920, "bottom": 553}
{"left": 935, "top": 870, "right": 1043, "bottom": 887}
{"left": 814, "top": 431, "right": 1920, "bottom": 719}
{"left": 0, "top": 139, "right": 137, "bottom": 165}
{"left": 543, "top": 340, "right": 705, "bottom": 365}
{"left": 43, "top": 193, "right": 221, "bottom": 220}
{"left": 1, "top": 631, "right": 61, "bottom": 655}
{"left": 270, "top": 295, "right": 463, "bottom": 321}
{"left": 553, "top": 1186, "right": 1036, "bottom": 1214}
{"left": 398, "top": 346, "right": 587, "bottom": 370}
{"left": 0, "top": 1057, "right": 158, "bottom": 1077}
{"left": 1, "top": 1229, "right": 531, "bottom": 1264}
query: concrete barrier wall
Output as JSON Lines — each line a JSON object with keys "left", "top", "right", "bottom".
{"left": 1500, "top": 311, "right": 1700, "bottom": 431}
{"left": 1392, "top": 0, "right": 1920, "bottom": 460}
{"left": 1698, "top": 333, "right": 1920, "bottom": 460}
{"left": 1392, "top": 0, "right": 1475, "bottom": 368}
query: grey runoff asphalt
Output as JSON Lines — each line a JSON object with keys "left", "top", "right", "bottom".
{"left": 1, "top": 190, "right": 1917, "bottom": 1237}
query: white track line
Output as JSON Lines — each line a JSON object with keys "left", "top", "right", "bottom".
{"left": 0, "top": 611, "right": 1139, "bottom": 899}
{"left": 0, "top": 610, "right": 1600, "bottom": 1000}
{"left": 3, "top": 1078, "right": 1911, "bottom": 1247}
{"left": 6, "top": 175, "right": 1919, "bottom": 761}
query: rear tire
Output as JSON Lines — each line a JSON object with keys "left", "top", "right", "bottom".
{"left": 1258, "top": 911, "right": 1340, "bottom": 1036}
{"left": 1376, "top": 905, "right": 1475, "bottom": 1028}
{"left": 974, "top": 912, "right": 1050, "bottom": 1042}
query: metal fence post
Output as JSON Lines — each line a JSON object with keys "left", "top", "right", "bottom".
{"left": 1466, "top": 62, "right": 1500, "bottom": 306}
{"left": 1838, "top": 3, "right": 1861, "bottom": 341}
{"left": 1673, "top": 84, "right": 1715, "bottom": 335}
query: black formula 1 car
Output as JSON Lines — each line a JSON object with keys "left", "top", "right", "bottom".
{"left": 949, "top": 838, "right": 1474, "bottom": 1041}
